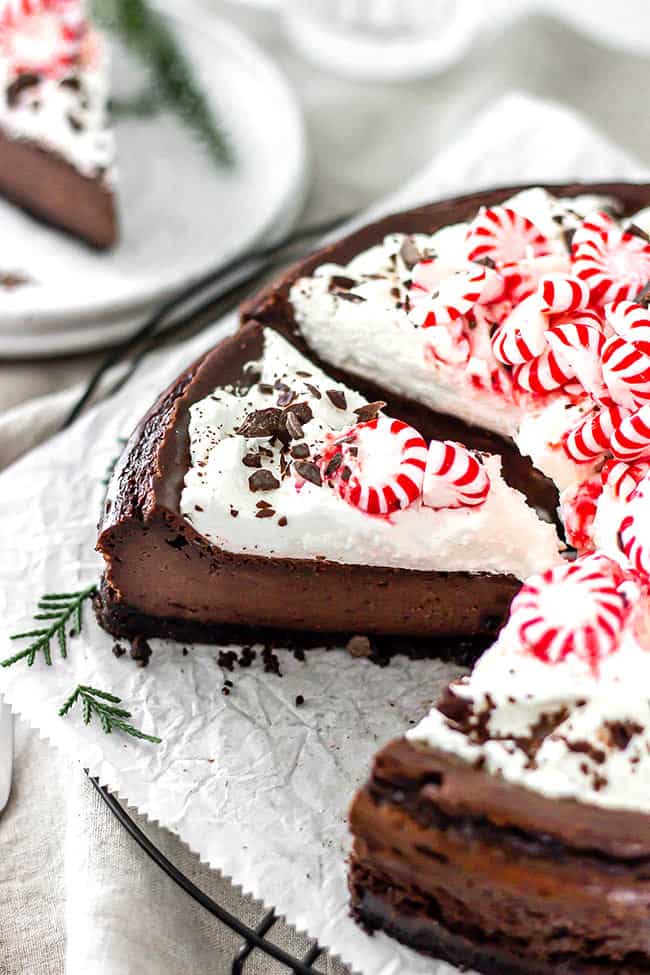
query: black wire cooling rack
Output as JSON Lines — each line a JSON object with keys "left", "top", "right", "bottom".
{"left": 73, "top": 213, "right": 356, "bottom": 974}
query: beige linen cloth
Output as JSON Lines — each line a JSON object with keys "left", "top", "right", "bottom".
{"left": 3, "top": 6, "right": 650, "bottom": 973}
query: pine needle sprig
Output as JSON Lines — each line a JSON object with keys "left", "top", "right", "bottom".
{"left": 2, "top": 585, "right": 97, "bottom": 668}
{"left": 59, "top": 684, "right": 161, "bottom": 743}
{"left": 92, "top": 0, "right": 234, "bottom": 167}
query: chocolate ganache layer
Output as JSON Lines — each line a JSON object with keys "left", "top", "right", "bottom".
{"left": 97, "top": 321, "right": 529, "bottom": 650}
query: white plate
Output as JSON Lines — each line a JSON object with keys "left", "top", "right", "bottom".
{"left": 0, "top": 7, "right": 308, "bottom": 356}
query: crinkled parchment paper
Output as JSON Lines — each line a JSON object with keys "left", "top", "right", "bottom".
{"left": 0, "top": 314, "right": 464, "bottom": 975}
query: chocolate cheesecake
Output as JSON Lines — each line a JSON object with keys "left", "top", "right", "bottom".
{"left": 0, "top": 2, "right": 117, "bottom": 248}
{"left": 350, "top": 555, "right": 650, "bottom": 974}
{"left": 96, "top": 323, "right": 561, "bottom": 653}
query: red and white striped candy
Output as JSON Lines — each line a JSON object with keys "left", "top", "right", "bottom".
{"left": 560, "top": 476, "right": 603, "bottom": 552}
{"left": 0, "top": 0, "right": 85, "bottom": 77}
{"left": 422, "top": 440, "right": 490, "bottom": 510}
{"left": 499, "top": 253, "right": 571, "bottom": 304}
{"left": 610, "top": 403, "right": 650, "bottom": 461}
{"left": 465, "top": 206, "right": 550, "bottom": 264}
{"left": 320, "top": 416, "right": 427, "bottom": 516}
{"left": 512, "top": 347, "right": 574, "bottom": 395}
{"left": 423, "top": 325, "right": 471, "bottom": 367}
{"left": 562, "top": 401, "right": 627, "bottom": 463}
{"left": 545, "top": 318, "right": 605, "bottom": 398}
{"left": 619, "top": 513, "right": 650, "bottom": 582}
{"left": 538, "top": 274, "right": 590, "bottom": 314}
{"left": 572, "top": 211, "right": 650, "bottom": 306}
{"left": 619, "top": 476, "right": 650, "bottom": 580}
{"left": 490, "top": 294, "right": 547, "bottom": 366}
{"left": 605, "top": 300, "right": 650, "bottom": 355}
{"left": 601, "top": 333, "right": 650, "bottom": 409}
{"left": 508, "top": 554, "right": 629, "bottom": 672}
{"left": 601, "top": 459, "right": 650, "bottom": 500}
{"left": 409, "top": 264, "right": 490, "bottom": 328}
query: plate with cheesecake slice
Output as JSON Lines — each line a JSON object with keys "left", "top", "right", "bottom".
{"left": 4, "top": 181, "right": 650, "bottom": 975}
{"left": 0, "top": 1, "right": 307, "bottom": 357}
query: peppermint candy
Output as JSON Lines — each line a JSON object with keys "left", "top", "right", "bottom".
{"left": 572, "top": 211, "right": 650, "bottom": 306}
{"left": 512, "top": 347, "right": 574, "bottom": 394}
{"left": 422, "top": 440, "right": 490, "bottom": 510}
{"left": 499, "top": 253, "right": 571, "bottom": 304}
{"left": 509, "top": 554, "right": 629, "bottom": 672}
{"left": 409, "top": 263, "right": 499, "bottom": 328}
{"left": 320, "top": 416, "right": 427, "bottom": 516}
{"left": 465, "top": 206, "right": 550, "bottom": 264}
{"left": 563, "top": 401, "right": 627, "bottom": 463}
{"left": 490, "top": 294, "right": 547, "bottom": 366}
{"left": 537, "top": 274, "right": 590, "bottom": 314}
{"left": 545, "top": 316, "right": 606, "bottom": 399}
{"left": 560, "top": 476, "right": 603, "bottom": 552}
{"left": 601, "top": 459, "right": 650, "bottom": 501}
{"left": 610, "top": 404, "right": 650, "bottom": 461}
{"left": 602, "top": 334, "right": 650, "bottom": 410}
{"left": 606, "top": 300, "right": 650, "bottom": 356}
{"left": 0, "top": 0, "right": 85, "bottom": 77}
{"left": 619, "top": 479, "right": 650, "bottom": 580}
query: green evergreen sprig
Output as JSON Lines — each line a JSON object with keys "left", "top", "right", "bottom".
{"left": 2, "top": 585, "right": 98, "bottom": 668}
{"left": 59, "top": 684, "right": 161, "bottom": 743}
{"left": 92, "top": 0, "right": 233, "bottom": 167}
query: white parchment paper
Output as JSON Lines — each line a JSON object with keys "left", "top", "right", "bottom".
{"left": 1, "top": 95, "right": 649, "bottom": 975}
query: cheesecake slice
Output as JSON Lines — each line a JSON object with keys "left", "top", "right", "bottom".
{"left": 350, "top": 554, "right": 650, "bottom": 974}
{"left": 96, "top": 323, "right": 561, "bottom": 654}
{"left": 0, "top": 0, "right": 117, "bottom": 248}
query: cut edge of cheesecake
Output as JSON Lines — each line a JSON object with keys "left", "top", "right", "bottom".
{"left": 348, "top": 736, "right": 650, "bottom": 975}
{"left": 0, "top": 126, "right": 117, "bottom": 249}
{"left": 94, "top": 318, "right": 556, "bottom": 656}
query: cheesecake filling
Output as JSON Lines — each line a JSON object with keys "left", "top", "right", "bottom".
{"left": 0, "top": 6, "right": 115, "bottom": 182}
{"left": 180, "top": 329, "right": 562, "bottom": 578}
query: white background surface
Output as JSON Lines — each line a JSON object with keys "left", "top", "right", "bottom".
{"left": 3, "top": 3, "right": 650, "bottom": 974}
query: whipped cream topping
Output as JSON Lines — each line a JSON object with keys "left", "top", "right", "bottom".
{"left": 408, "top": 561, "right": 650, "bottom": 813}
{"left": 0, "top": 31, "right": 115, "bottom": 181}
{"left": 180, "top": 329, "right": 562, "bottom": 578}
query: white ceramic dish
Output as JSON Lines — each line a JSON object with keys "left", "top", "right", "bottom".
{"left": 0, "top": 7, "right": 308, "bottom": 357}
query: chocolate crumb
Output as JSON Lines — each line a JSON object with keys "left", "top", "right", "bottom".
{"left": 295, "top": 694, "right": 305, "bottom": 707}
{"left": 277, "top": 387, "right": 297, "bottom": 408}
{"left": 326, "top": 389, "right": 347, "bottom": 410}
{"left": 248, "top": 469, "right": 280, "bottom": 492}
{"left": 262, "top": 646, "right": 282, "bottom": 676}
{"left": 66, "top": 112, "right": 83, "bottom": 132}
{"left": 242, "top": 452, "right": 262, "bottom": 468}
{"left": 0, "top": 271, "right": 30, "bottom": 290}
{"left": 284, "top": 410, "right": 304, "bottom": 440}
{"left": 224, "top": 679, "right": 233, "bottom": 687}
{"left": 399, "top": 237, "right": 421, "bottom": 270}
{"left": 239, "top": 647, "right": 256, "bottom": 667}
{"left": 112, "top": 643, "right": 126, "bottom": 658}
{"left": 130, "top": 635, "right": 152, "bottom": 668}
{"left": 6, "top": 72, "right": 39, "bottom": 106}
{"left": 237, "top": 408, "right": 283, "bottom": 438}
{"left": 296, "top": 370, "right": 311, "bottom": 377}
{"left": 329, "top": 274, "right": 358, "bottom": 292}
{"left": 257, "top": 383, "right": 274, "bottom": 395}
{"left": 304, "top": 383, "right": 321, "bottom": 399}
{"left": 627, "top": 223, "right": 650, "bottom": 244}
{"left": 354, "top": 401, "right": 386, "bottom": 422}
{"left": 222, "top": 686, "right": 230, "bottom": 696}
{"left": 287, "top": 402, "right": 313, "bottom": 426}
{"left": 562, "top": 227, "right": 576, "bottom": 251}
{"left": 291, "top": 443, "right": 310, "bottom": 459}
{"left": 604, "top": 720, "right": 643, "bottom": 750}
{"left": 256, "top": 499, "right": 273, "bottom": 508}
{"left": 634, "top": 281, "right": 650, "bottom": 306}
{"left": 218, "top": 650, "right": 237, "bottom": 671}
{"left": 340, "top": 466, "right": 351, "bottom": 482}
{"left": 293, "top": 460, "right": 322, "bottom": 486}
{"left": 278, "top": 516, "right": 288, "bottom": 527}
{"left": 182, "top": 648, "right": 189, "bottom": 656}
{"left": 324, "top": 452, "right": 343, "bottom": 477}
{"left": 230, "top": 507, "right": 239, "bottom": 518}
{"left": 336, "top": 292, "right": 365, "bottom": 304}
{"left": 346, "top": 635, "right": 372, "bottom": 658}
{"left": 256, "top": 507, "right": 275, "bottom": 519}
{"left": 473, "top": 255, "right": 496, "bottom": 269}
